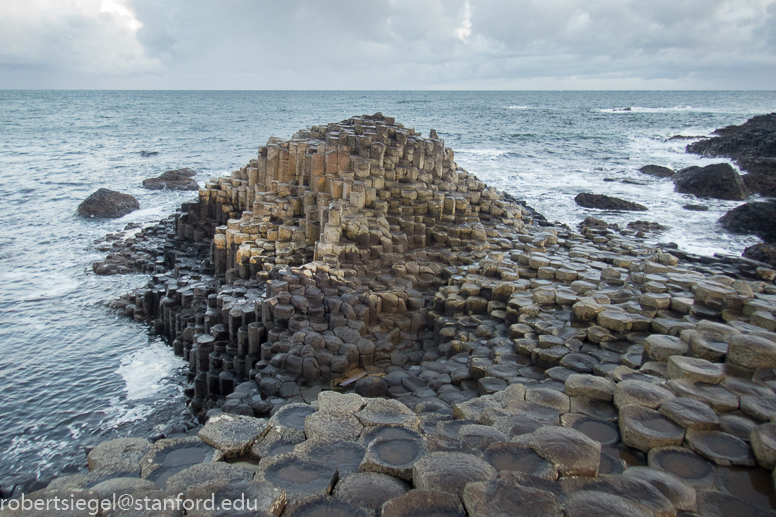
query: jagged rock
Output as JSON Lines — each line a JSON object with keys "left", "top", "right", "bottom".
{"left": 87, "top": 438, "right": 152, "bottom": 473}
{"left": 726, "top": 333, "right": 776, "bottom": 369}
{"left": 462, "top": 478, "right": 562, "bottom": 517}
{"left": 412, "top": 452, "right": 497, "bottom": 496}
{"left": 619, "top": 405, "right": 685, "bottom": 452}
{"left": 673, "top": 163, "right": 748, "bottom": 200}
{"left": 638, "top": 165, "right": 675, "bottom": 178}
{"left": 750, "top": 422, "right": 776, "bottom": 470}
{"left": 143, "top": 168, "right": 199, "bottom": 190}
{"left": 574, "top": 193, "right": 648, "bottom": 211}
{"left": 743, "top": 243, "right": 776, "bottom": 268}
{"left": 719, "top": 200, "right": 776, "bottom": 242}
{"left": 518, "top": 426, "right": 601, "bottom": 477}
{"left": 77, "top": 188, "right": 139, "bottom": 218}
{"left": 482, "top": 442, "right": 558, "bottom": 479}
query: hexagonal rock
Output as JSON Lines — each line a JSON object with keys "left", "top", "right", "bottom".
{"left": 667, "top": 379, "right": 739, "bottom": 412}
{"left": 685, "top": 430, "right": 755, "bottom": 467}
{"left": 686, "top": 331, "right": 728, "bottom": 361}
{"left": 139, "top": 436, "right": 218, "bottom": 488}
{"left": 87, "top": 438, "right": 153, "bottom": 473}
{"left": 561, "top": 414, "right": 620, "bottom": 446}
{"left": 740, "top": 394, "right": 776, "bottom": 421}
{"left": 619, "top": 405, "right": 685, "bottom": 453}
{"left": 381, "top": 489, "right": 466, "bottom": 517}
{"left": 483, "top": 442, "right": 558, "bottom": 480}
{"left": 198, "top": 414, "right": 268, "bottom": 459}
{"left": 658, "top": 397, "right": 719, "bottom": 431}
{"left": 613, "top": 380, "right": 675, "bottom": 409}
{"left": 334, "top": 472, "right": 409, "bottom": 515}
{"left": 255, "top": 454, "right": 339, "bottom": 503}
{"left": 412, "top": 452, "right": 497, "bottom": 496}
{"left": 305, "top": 411, "right": 364, "bottom": 441}
{"left": 457, "top": 424, "right": 509, "bottom": 452}
{"left": 355, "top": 399, "right": 419, "bottom": 430}
{"left": 463, "top": 478, "right": 562, "bottom": 517}
{"left": 643, "top": 334, "right": 688, "bottom": 362}
{"left": 185, "top": 479, "right": 285, "bottom": 516}
{"left": 165, "top": 462, "right": 255, "bottom": 493}
{"left": 251, "top": 426, "right": 306, "bottom": 460}
{"left": 666, "top": 356, "right": 725, "bottom": 384}
{"left": 750, "top": 422, "right": 776, "bottom": 469}
{"left": 563, "top": 491, "right": 653, "bottom": 517}
{"left": 597, "top": 311, "right": 633, "bottom": 333}
{"left": 317, "top": 391, "right": 366, "bottom": 414}
{"left": 559, "top": 476, "right": 675, "bottom": 517}
{"left": 89, "top": 477, "right": 158, "bottom": 498}
{"left": 525, "top": 388, "right": 571, "bottom": 414}
{"left": 283, "top": 494, "right": 368, "bottom": 517}
{"left": 622, "top": 466, "right": 696, "bottom": 512}
{"left": 647, "top": 446, "right": 715, "bottom": 485}
{"left": 572, "top": 299, "right": 604, "bottom": 322}
{"left": 520, "top": 426, "right": 601, "bottom": 477}
{"left": 358, "top": 425, "right": 422, "bottom": 448}
{"left": 727, "top": 334, "right": 776, "bottom": 369}
{"left": 359, "top": 436, "right": 424, "bottom": 481}
{"left": 564, "top": 374, "right": 615, "bottom": 401}
{"left": 295, "top": 439, "right": 366, "bottom": 477}
{"left": 269, "top": 403, "right": 317, "bottom": 431}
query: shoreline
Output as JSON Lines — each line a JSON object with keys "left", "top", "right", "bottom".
{"left": 5, "top": 113, "right": 776, "bottom": 515}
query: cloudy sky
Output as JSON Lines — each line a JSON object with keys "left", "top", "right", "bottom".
{"left": 1, "top": 0, "right": 775, "bottom": 89}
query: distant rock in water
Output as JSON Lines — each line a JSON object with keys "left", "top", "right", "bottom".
{"left": 77, "top": 188, "right": 139, "bottom": 218}
{"left": 682, "top": 204, "right": 709, "bottom": 211}
{"left": 143, "top": 168, "right": 199, "bottom": 191}
{"left": 673, "top": 163, "right": 747, "bottom": 200}
{"left": 638, "top": 165, "right": 675, "bottom": 178}
{"left": 627, "top": 221, "right": 668, "bottom": 233}
{"left": 687, "top": 113, "right": 776, "bottom": 196}
{"left": 579, "top": 216, "right": 615, "bottom": 231}
{"left": 574, "top": 193, "right": 648, "bottom": 211}
{"left": 719, "top": 200, "right": 776, "bottom": 242}
{"left": 140, "top": 150, "right": 159, "bottom": 157}
{"left": 743, "top": 243, "right": 776, "bottom": 268}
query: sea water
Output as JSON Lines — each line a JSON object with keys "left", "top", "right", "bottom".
{"left": 1, "top": 90, "right": 775, "bottom": 487}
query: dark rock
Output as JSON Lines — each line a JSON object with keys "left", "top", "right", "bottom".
{"left": 682, "top": 204, "right": 709, "bottom": 211}
{"left": 638, "top": 165, "right": 675, "bottom": 178}
{"left": 381, "top": 489, "right": 466, "bottom": 517}
{"left": 719, "top": 200, "right": 776, "bottom": 242}
{"left": 687, "top": 112, "right": 776, "bottom": 161}
{"left": 673, "top": 163, "right": 747, "bottom": 200}
{"left": 626, "top": 221, "right": 668, "bottom": 233}
{"left": 578, "top": 217, "right": 615, "bottom": 231}
{"left": 77, "top": 188, "right": 139, "bottom": 218}
{"left": 743, "top": 243, "right": 776, "bottom": 267}
{"left": 574, "top": 193, "right": 648, "bottom": 211}
{"left": 143, "top": 168, "right": 199, "bottom": 191}
{"left": 355, "top": 376, "right": 388, "bottom": 398}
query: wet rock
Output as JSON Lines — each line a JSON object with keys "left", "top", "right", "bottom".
{"left": 668, "top": 379, "right": 739, "bottom": 412}
{"left": 643, "top": 334, "right": 688, "bottom": 361}
{"left": 719, "top": 200, "right": 776, "bottom": 242}
{"left": 685, "top": 429, "right": 755, "bottom": 466}
{"left": 140, "top": 436, "right": 218, "bottom": 488}
{"left": 255, "top": 454, "right": 338, "bottom": 503}
{"left": 638, "top": 165, "right": 675, "bottom": 178}
{"left": 359, "top": 436, "right": 424, "bottom": 481}
{"left": 673, "top": 163, "right": 748, "bottom": 200}
{"left": 462, "top": 478, "right": 562, "bottom": 517}
{"left": 574, "top": 193, "right": 648, "bottom": 211}
{"left": 356, "top": 399, "right": 419, "bottom": 430}
{"left": 619, "top": 405, "right": 685, "bottom": 452}
{"left": 334, "top": 472, "right": 409, "bottom": 515}
{"left": 143, "top": 168, "right": 199, "bottom": 191}
{"left": 87, "top": 438, "right": 152, "bottom": 473}
{"left": 613, "top": 380, "right": 675, "bottom": 409}
{"left": 560, "top": 475, "right": 675, "bottom": 517}
{"left": 683, "top": 204, "right": 709, "bottom": 211}
{"left": 659, "top": 397, "right": 719, "bottom": 431}
{"left": 355, "top": 377, "right": 388, "bottom": 398}
{"left": 563, "top": 490, "right": 652, "bottom": 517}
{"left": 695, "top": 488, "right": 776, "bottom": 517}
{"left": 282, "top": 495, "right": 367, "bottom": 517}
{"left": 381, "top": 489, "right": 466, "bottom": 517}
{"left": 269, "top": 403, "right": 317, "bottom": 431}
{"left": 412, "top": 452, "right": 497, "bottom": 496}
{"left": 483, "top": 442, "right": 558, "bottom": 479}
{"left": 743, "top": 243, "right": 776, "bottom": 268}
{"left": 626, "top": 220, "right": 668, "bottom": 233}
{"left": 77, "top": 188, "right": 139, "bottom": 218}
{"left": 305, "top": 411, "right": 364, "bottom": 441}
{"left": 295, "top": 439, "right": 366, "bottom": 477}
{"left": 564, "top": 374, "right": 615, "bottom": 401}
{"left": 666, "top": 356, "right": 725, "bottom": 384}
{"left": 647, "top": 446, "right": 715, "bottom": 485}
{"left": 165, "top": 462, "right": 255, "bottom": 493}
{"left": 198, "top": 414, "right": 268, "bottom": 459}
{"left": 621, "top": 466, "right": 697, "bottom": 512}
{"left": 519, "top": 425, "right": 601, "bottom": 477}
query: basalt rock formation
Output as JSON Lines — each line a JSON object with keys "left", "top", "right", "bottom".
{"left": 59, "top": 114, "right": 776, "bottom": 515}
{"left": 687, "top": 113, "right": 776, "bottom": 196}
{"left": 574, "top": 193, "right": 648, "bottom": 211}
{"left": 143, "top": 168, "right": 200, "bottom": 191}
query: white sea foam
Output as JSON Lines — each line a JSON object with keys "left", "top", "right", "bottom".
{"left": 115, "top": 341, "right": 185, "bottom": 401}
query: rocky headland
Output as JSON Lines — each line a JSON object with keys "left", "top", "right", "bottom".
{"left": 8, "top": 114, "right": 776, "bottom": 516}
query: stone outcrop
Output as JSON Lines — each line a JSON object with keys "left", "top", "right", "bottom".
{"left": 744, "top": 243, "right": 776, "bottom": 268}
{"left": 638, "top": 165, "right": 675, "bottom": 178}
{"left": 143, "top": 168, "right": 200, "bottom": 191}
{"left": 673, "top": 163, "right": 748, "bottom": 200}
{"left": 687, "top": 113, "right": 776, "bottom": 196}
{"left": 574, "top": 193, "right": 648, "bottom": 211}
{"left": 77, "top": 188, "right": 139, "bottom": 218}
{"left": 60, "top": 114, "right": 776, "bottom": 515}
{"left": 719, "top": 200, "right": 776, "bottom": 243}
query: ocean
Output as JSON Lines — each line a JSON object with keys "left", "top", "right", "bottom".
{"left": 1, "top": 90, "right": 775, "bottom": 488}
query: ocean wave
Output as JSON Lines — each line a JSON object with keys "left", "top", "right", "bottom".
{"left": 115, "top": 341, "right": 185, "bottom": 401}
{"left": 598, "top": 106, "right": 735, "bottom": 114}
{"left": 506, "top": 105, "right": 531, "bottom": 110}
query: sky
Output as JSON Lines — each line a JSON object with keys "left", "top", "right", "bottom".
{"left": 1, "top": 0, "right": 775, "bottom": 90}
